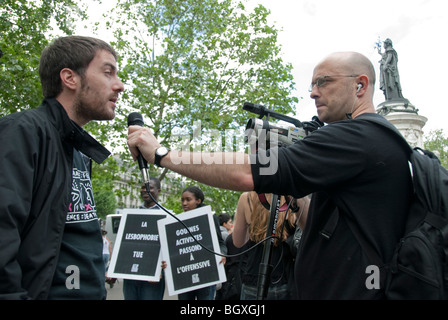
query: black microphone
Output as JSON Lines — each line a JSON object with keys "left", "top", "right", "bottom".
{"left": 243, "top": 102, "right": 303, "bottom": 128}
{"left": 127, "top": 112, "right": 150, "bottom": 185}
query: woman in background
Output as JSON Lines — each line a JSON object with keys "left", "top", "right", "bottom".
{"left": 232, "top": 191, "right": 309, "bottom": 300}
{"left": 178, "top": 186, "right": 227, "bottom": 300}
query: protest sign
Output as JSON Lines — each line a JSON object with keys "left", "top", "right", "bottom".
{"left": 108, "top": 208, "right": 166, "bottom": 281}
{"left": 158, "top": 206, "right": 226, "bottom": 296}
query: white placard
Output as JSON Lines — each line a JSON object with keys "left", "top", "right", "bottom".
{"left": 108, "top": 208, "right": 166, "bottom": 281}
{"left": 158, "top": 206, "right": 226, "bottom": 296}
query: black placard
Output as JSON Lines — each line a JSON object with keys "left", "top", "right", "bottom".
{"left": 158, "top": 206, "right": 226, "bottom": 296}
{"left": 108, "top": 209, "right": 166, "bottom": 281}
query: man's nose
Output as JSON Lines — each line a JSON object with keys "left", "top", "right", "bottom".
{"left": 309, "top": 85, "right": 320, "bottom": 99}
{"left": 114, "top": 78, "right": 125, "bottom": 93}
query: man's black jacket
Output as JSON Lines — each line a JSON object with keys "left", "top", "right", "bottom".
{"left": 0, "top": 98, "right": 110, "bottom": 299}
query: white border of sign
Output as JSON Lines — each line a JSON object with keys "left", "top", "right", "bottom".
{"left": 158, "top": 206, "right": 226, "bottom": 296}
{"left": 108, "top": 208, "right": 166, "bottom": 281}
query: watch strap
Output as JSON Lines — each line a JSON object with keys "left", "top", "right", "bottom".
{"left": 154, "top": 147, "right": 169, "bottom": 167}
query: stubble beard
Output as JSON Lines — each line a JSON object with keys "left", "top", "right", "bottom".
{"left": 73, "top": 80, "right": 115, "bottom": 124}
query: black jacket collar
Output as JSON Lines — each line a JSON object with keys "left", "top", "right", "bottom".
{"left": 42, "top": 98, "right": 111, "bottom": 164}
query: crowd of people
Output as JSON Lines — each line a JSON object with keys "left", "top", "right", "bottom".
{"left": 105, "top": 181, "right": 306, "bottom": 300}
{"left": 0, "top": 34, "right": 416, "bottom": 300}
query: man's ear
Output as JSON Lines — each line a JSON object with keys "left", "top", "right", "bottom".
{"left": 59, "top": 68, "right": 79, "bottom": 91}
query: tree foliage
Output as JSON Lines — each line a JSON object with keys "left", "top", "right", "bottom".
{"left": 92, "top": 174, "right": 117, "bottom": 219}
{"left": 98, "top": 0, "right": 299, "bottom": 214}
{"left": 109, "top": 0, "right": 297, "bottom": 135}
{"left": 424, "top": 129, "right": 448, "bottom": 169}
{"left": 0, "top": 0, "right": 91, "bottom": 116}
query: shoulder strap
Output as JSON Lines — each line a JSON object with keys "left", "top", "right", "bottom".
{"left": 343, "top": 209, "right": 384, "bottom": 266}
{"left": 357, "top": 113, "right": 413, "bottom": 153}
{"left": 362, "top": 114, "right": 447, "bottom": 219}
{"left": 321, "top": 208, "right": 383, "bottom": 266}
{"left": 319, "top": 209, "right": 339, "bottom": 240}
{"left": 320, "top": 114, "right": 411, "bottom": 266}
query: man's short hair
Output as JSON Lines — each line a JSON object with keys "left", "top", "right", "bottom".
{"left": 39, "top": 36, "right": 118, "bottom": 98}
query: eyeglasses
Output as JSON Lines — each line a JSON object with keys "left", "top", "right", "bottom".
{"left": 309, "top": 74, "right": 359, "bottom": 92}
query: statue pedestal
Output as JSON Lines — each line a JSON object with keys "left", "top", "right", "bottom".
{"left": 377, "top": 99, "right": 417, "bottom": 116}
{"left": 376, "top": 100, "right": 427, "bottom": 148}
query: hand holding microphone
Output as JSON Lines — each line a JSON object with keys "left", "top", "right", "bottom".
{"left": 127, "top": 112, "right": 162, "bottom": 172}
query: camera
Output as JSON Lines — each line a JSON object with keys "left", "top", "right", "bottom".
{"left": 243, "top": 102, "right": 323, "bottom": 148}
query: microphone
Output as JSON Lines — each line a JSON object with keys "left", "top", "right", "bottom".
{"left": 127, "top": 112, "right": 150, "bottom": 185}
{"left": 243, "top": 102, "right": 303, "bottom": 128}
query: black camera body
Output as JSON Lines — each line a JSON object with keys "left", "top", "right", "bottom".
{"left": 243, "top": 102, "right": 323, "bottom": 148}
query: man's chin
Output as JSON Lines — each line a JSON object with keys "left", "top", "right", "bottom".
{"left": 316, "top": 111, "right": 327, "bottom": 123}
{"left": 98, "top": 113, "right": 115, "bottom": 122}
{"left": 104, "top": 108, "right": 116, "bottom": 120}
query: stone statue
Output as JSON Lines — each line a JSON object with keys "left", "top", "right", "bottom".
{"left": 378, "top": 38, "right": 404, "bottom": 101}
{"left": 375, "top": 39, "right": 426, "bottom": 148}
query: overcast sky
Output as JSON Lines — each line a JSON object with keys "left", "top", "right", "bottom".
{"left": 79, "top": 0, "right": 447, "bottom": 134}
{"left": 246, "top": 0, "right": 447, "bottom": 134}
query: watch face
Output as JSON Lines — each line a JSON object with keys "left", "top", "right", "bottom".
{"left": 157, "top": 147, "right": 169, "bottom": 156}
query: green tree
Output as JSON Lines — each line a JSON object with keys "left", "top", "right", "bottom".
{"left": 99, "top": 0, "right": 300, "bottom": 213}
{"left": 92, "top": 176, "right": 117, "bottom": 219}
{"left": 0, "top": 0, "right": 92, "bottom": 116}
{"left": 424, "top": 129, "right": 448, "bottom": 169}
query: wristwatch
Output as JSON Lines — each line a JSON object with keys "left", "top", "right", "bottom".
{"left": 154, "top": 146, "right": 170, "bottom": 167}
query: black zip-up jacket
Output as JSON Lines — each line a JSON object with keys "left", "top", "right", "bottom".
{"left": 0, "top": 98, "right": 110, "bottom": 299}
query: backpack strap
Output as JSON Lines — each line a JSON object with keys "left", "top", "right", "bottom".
{"left": 343, "top": 114, "right": 410, "bottom": 265}
{"left": 343, "top": 209, "right": 383, "bottom": 266}
{"left": 320, "top": 208, "right": 383, "bottom": 266}
{"left": 357, "top": 113, "right": 413, "bottom": 153}
{"left": 319, "top": 209, "right": 339, "bottom": 240}
{"left": 425, "top": 212, "right": 448, "bottom": 231}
